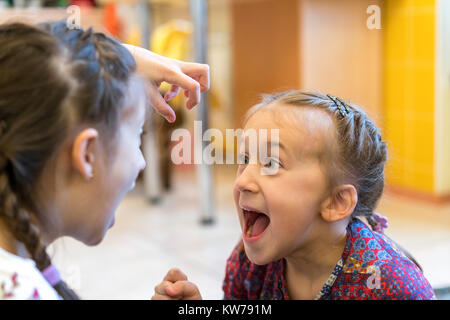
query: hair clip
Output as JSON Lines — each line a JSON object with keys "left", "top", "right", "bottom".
{"left": 326, "top": 94, "right": 350, "bottom": 118}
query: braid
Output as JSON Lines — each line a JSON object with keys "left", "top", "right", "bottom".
{"left": 335, "top": 107, "right": 387, "bottom": 223}
{"left": 0, "top": 165, "right": 80, "bottom": 299}
{"left": 0, "top": 171, "right": 50, "bottom": 268}
{"left": 365, "top": 214, "right": 379, "bottom": 230}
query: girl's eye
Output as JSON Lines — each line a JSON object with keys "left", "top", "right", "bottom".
{"left": 264, "top": 158, "right": 282, "bottom": 169}
{"left": 238, "top": 153, "right": 249, "bottom": 165}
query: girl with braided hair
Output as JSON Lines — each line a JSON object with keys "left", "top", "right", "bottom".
{"left": 0, "top": 20, "right": 209, "bottom": 299}
{"left": 153, "top": 91, "right": 435, "bottom": 300}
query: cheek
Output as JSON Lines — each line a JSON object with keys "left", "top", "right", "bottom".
{"left": 233, "top": 182, "right": 244, "bottom": 228}
{"left": 266, "top": 167, "right": 327, "bottom": 227}
{"left": 123, "top": 135, "right": 145, "bottom": 174}
{"left": 233, "top": 169, "right": 243, "bottom": 205}
{"left": 265, "top": 186, "right": 317, "bottom": 252}
{"left": 106, "top": 142, "right": 142, "bottom": 194}
{"left": 233, "top": 183, "right": 240, "bottom": 204}
{"left": 291, "top": 165, "right": 327, "bottom": 205}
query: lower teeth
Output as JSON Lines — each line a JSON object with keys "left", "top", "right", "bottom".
{"left": 246, "top": 224, "right": 253, "bottom": 237}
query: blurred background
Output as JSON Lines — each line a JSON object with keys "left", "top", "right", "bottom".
{"left": 0, "top": 0, "right": 449, "bottom": 299}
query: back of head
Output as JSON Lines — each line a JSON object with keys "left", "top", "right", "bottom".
{"left": 0, "top": 20, "right": 138, "bottom": 299}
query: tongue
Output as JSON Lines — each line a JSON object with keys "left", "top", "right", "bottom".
{"left": 251, "top": 215, "right": 270, "bottom": 237}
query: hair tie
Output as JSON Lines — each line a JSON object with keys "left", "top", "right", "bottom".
{"left": 42, "top": 264, "right": 61, "bottom": 286}
{"left": 372, "top": 212, "right": 389, "bottom": 234}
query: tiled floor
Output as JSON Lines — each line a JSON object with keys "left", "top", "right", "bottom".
{"left": 48, "top": 166, "right": 450, "bottom": 300}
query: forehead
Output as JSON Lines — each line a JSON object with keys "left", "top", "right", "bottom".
{"left": 121, "top": 74, "right": 148, "bottom": 124}
{"left": 243, "top": 104, "right": 335, "bottom": 159}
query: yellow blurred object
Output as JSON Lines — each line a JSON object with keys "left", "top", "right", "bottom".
{"left": 383, "top": 0, "right": 435, "bottom": 193}
{"left": 151, "top": 20, "right": 193, "bottom": 107}
{"left": 125, "top": 26, "right": 142, "bottom": 47}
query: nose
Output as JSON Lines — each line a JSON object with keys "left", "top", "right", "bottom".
{"left": 235, "top": 165, "right": 259, "bottom": 193}
{"left": 138, "top": 151, "right": 146, "bottom": 172}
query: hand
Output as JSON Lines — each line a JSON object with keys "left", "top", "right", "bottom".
{"left": 123, "top": 44, "right": 210, "bottom": 123}
{"left": 152, "top": 268, "right": 202, "bottom": 300}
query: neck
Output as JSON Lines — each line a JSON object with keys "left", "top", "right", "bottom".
{"left": 284, "top": 219, "right": 348, "bottom": 298}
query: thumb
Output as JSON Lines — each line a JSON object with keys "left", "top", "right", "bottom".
{"left": 166, "top": 281, "right": 202, "bottom": 300}
{"left": 163, "top": 268, "right": 188, "bottom": 283}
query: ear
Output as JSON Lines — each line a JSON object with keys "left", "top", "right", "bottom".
{"left": 320, "top": 184, "right": 358, "bottom": 222}
{"left": 71, "top": 128, "right": 99, "bottom": 180}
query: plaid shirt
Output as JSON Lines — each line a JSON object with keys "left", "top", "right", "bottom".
{"left": 223, "top": 218, "right": 436, "bottom": 300}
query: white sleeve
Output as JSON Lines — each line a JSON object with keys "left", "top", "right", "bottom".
{"left": 0, "top": 269, "right": 41, "bottom": 299}
{"left": 0, "top": 249, "right": 60, "bottom": 300}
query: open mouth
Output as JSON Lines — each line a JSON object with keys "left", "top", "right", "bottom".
{"left": 243, "top": 209, "right": 270, "bottom": 239}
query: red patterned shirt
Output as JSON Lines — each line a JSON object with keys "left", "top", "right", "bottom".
{"left": 223, "top": 218, "right": 436, "bottom": 300}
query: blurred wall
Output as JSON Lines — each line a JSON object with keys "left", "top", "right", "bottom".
{"left": 231, "top": 0, "right": 301, "bottom": 127}
{"left": 231, "top": 0, "right": 382, "bottom": 125}
{"left": 435, "top": 0, "right": 450, "bottom": 196}
{"left": 299, "top": 0, "right": 382, "bottom": 121}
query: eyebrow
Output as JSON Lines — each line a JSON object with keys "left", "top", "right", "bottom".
{"left": 241, "top": 138, "right": 287, "bottom": 151}
{"left": 242, "top": 140, "right": 288, "bottom": 159}
{"left": 268, "top": 141, "right": 286, "bottom": 151}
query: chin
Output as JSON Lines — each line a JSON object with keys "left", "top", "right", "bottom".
{"left": 247, "top": 254, "right": 272, "bottom": 266}
{"left": 243, "top": 245, "right": 274, "bottom": 266}
{"left": 85, "top": 234, "right": 105, "bottom": 246}
{"left": 79, "top": 228, "right": 107, "bottom": 246}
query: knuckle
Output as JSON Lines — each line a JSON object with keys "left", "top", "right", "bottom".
{"left": 169, "top": 65, "right": 181, "bottom": 76}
